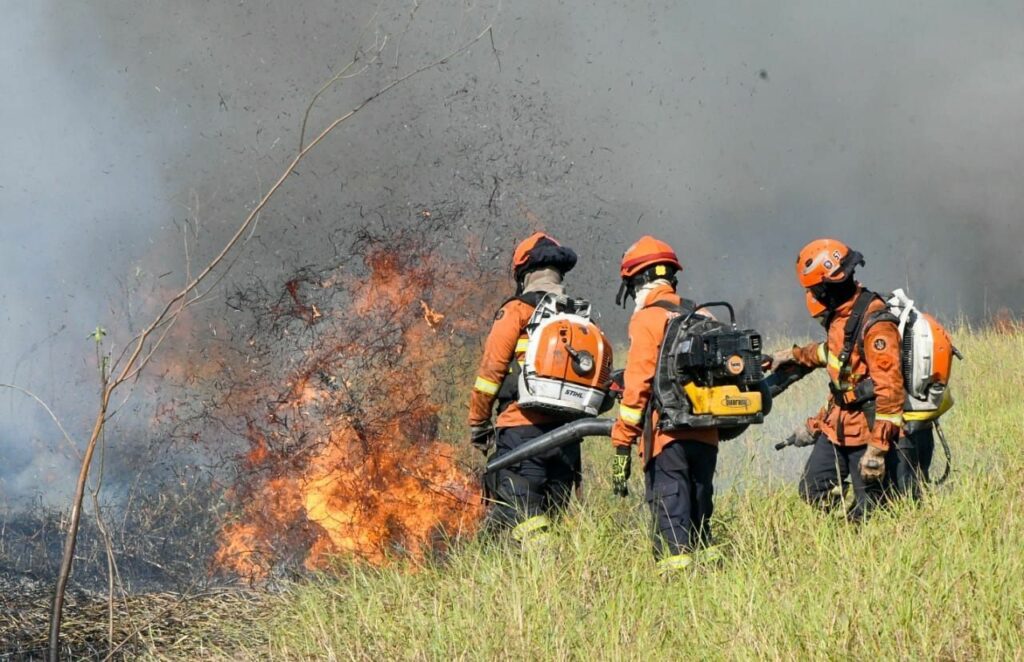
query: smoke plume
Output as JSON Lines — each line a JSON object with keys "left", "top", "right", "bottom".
{"left": 2, "top": 1, "right": 1023, "bottom": 505}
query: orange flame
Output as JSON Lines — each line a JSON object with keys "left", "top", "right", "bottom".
{"left": 420, "top": 300, "right": 445, "bottom": 329}
{"left": 992, "top": 307, "right": 1022, "bottom": 335}
{"left": 214, "top": 240, "right": 497, "bottom": 578}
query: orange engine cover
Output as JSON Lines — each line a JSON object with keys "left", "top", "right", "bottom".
{"left": 518, "top": 312, "right": 613, "bottom": 417}
{"left": 923, "top": 312, "right": 954, "bottom": 385}
{"left": 530, "top": 317, "right": 613, "bottom": 388}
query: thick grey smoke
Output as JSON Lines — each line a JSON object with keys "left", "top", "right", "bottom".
{"left": 3, "top": 1, "right": 1023, "bottom": 501}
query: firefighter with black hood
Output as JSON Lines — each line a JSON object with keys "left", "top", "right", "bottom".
{"left": 468, "top": 232, "right": 581, "bottom": 545}
{"left": 610, "top": 236, "right": 723, "bottom": 573}
{"left": 768, "top": 239, "right": 904, "bottom": 521}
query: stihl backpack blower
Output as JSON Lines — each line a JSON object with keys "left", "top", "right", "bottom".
{"left": 514, "top": 292, "right": 614, "bottom": 418}
{"left": 886, "top": 289, "right": 959, "bottom": 426}
{"left": 885, "top": 289, "right": 961, "bottom": 483}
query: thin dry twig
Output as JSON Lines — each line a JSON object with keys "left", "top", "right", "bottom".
{"left": 298, "top": 5, "right": 385, "bottom": 151}
{"left": 0, "top": 383, "right": 81, "bottom": 460}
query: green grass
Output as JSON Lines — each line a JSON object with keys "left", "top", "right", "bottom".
{"left": 235, "top": 328, "right": 1024, "bottom": 659}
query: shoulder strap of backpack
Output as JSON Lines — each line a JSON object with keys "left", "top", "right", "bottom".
{"left": 494, "top": 290, "right": 547, "bottom": 318}
{"left": 648, "top": 297, "right": 697, "bottom": 316}
{"left": 644, "top": 297, "right": 698, "bottom": 456}
{"left": 831, "top": 289, "right": 877, "bottom": 375}
{"left": 857, "top": 298, "right": 900, "bottom": 357}
{"left": 493, "top": 292, "right": 548, "bottom": 410}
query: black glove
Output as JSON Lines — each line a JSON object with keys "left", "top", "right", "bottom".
{"left": 469, "top": 422, "right": 495, "bottom": 457}
{"left": 611, "top": 446, "right": 632, "bottom": 497}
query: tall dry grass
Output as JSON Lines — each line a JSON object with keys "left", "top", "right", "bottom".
{"left": 221, "top": 327, "right": 1024, "bottom": 659}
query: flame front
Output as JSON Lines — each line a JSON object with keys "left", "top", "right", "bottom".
{"left": 213, "top": 239, "right": 495, "bottom": 577}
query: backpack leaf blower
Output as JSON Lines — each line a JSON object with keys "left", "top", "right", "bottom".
{"left": 514, "top": 292, "right": 615, "bottom": 418}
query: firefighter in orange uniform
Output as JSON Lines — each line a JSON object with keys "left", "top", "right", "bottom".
{"left": 468, "top": 232, "right": 580, "bottom": 544}
{"left": 610, "top": 236, "right": 720, "bottom": 572}
{"left": 768, "top": 239, "right": 904, "bottom": 521}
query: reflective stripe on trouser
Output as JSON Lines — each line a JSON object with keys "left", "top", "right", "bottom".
{"left": 798, "top": 435, "right": 885, "bottom": 522}
{"left": 644, "top": 440, "right": 718, "bottom": 558}
{"left": 511, "top": 514, "right": 551, "bottom": 542}
{"left": 656, "top": 553, "right": 693, "bottom": 573}
{"left": 484, "top": 423, "right": 581, "bottom": 532}
{"left": 696, "top": 544, "right": 725, "bottom": 564}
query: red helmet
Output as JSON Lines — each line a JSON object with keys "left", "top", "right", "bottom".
{"left": 795, "top": 238, "right": 863, "bottom": 288}
{"left": 619, "top": 236, "right": 682, "bottom": 278}
{"left": 511, "top": 232, "right": 577, "bottom": 281}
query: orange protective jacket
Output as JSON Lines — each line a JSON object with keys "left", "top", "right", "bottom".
{"left": 468, "top": 297, "right": 561, "bottom": 429}
{"left": 611, "top": 283, "right": 718, "bottom": 460}
{"left": 790, "top": 287, "right": 904, "bottom": 449}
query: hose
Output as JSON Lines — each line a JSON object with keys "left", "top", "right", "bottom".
{"left": 933, "top": 420, "right": 952, "bottom": 485}
{"left": 485, "top": 418, "right": 614, "bottom": 474}
{"left": 489, "top": 363, "right": 811, "bottom": 469}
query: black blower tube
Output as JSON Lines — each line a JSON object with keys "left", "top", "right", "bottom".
{"left": 485, "top": 364, "right": 813, "bottom": 471}
{"left": 485, "top": 418, "right": 614, "bottom": 474}
{"left": 761, "top": 362, "right": 813, "bottom": 399}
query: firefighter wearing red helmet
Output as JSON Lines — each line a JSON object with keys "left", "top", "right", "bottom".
{"left": 768, "top": 238, "right": 904, "bottom": 521}
{"left": 468, "top": 232, "right": 580, "bottom": 545}
{"left": 610, "top": 236, "right": 721, "bottom": 572}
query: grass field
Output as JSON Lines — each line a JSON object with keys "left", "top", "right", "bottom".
{"left": 221, "top": 327, "right": 1023, "bottom": 659}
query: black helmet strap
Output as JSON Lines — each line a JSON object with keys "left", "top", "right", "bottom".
{"left": 616, "top": 265, "right": 678, "bottom": 308}
{"left": 615, "top": 280, "right": 632, "bottom": 307}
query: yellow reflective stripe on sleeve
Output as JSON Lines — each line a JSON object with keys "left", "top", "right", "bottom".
{"left": 826, "top": 354, "right": 852, "bottom": 374}
{"left": 619, "top": 405, "right": 643, "bottom": 425}
{"left": 474, "top": 376, "right": 500, "bottom": 395}
{"left": 875, "top": 412, "right": 904, "bottom": 425}
{"left": 816, "top": 344, "right": 827, "bottom": 364}
{"left": 515, "top": 339, "right": 529, "bottom": 353}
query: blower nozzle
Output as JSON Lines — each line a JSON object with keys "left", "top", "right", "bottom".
{"left": 485, "top": 418, "right": 614, "bottom": 474}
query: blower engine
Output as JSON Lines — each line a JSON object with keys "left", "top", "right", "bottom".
{"left": 886, "top": 288, "right": 959, "bottom": 429}
{"left": 652, "top": 301, "right": 768, "bottom": 430}
{"left": 516, "top": 292, "right": 614, "bottom": 418}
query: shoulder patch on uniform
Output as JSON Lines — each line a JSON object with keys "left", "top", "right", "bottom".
{"left": 494, "top": 308, "right": 505, "bottom": 321}
{"left": 873, "top": 337, "right": 886, "bottom": 351}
